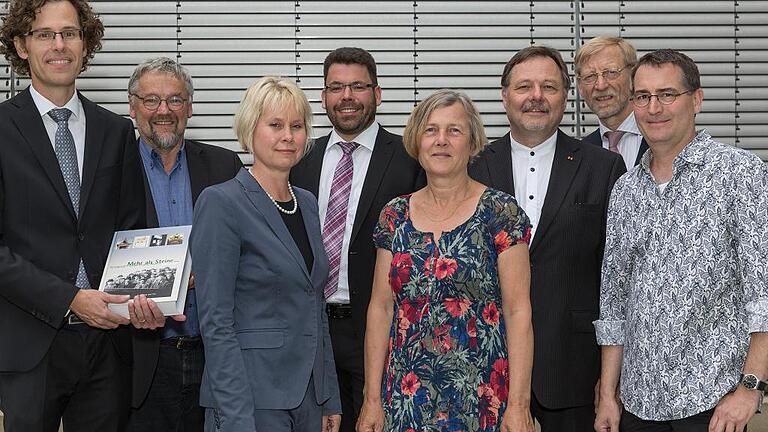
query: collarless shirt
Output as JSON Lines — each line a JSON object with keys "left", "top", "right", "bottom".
{"left": 318, "top": 122, "right": 379, "bottom": 304}
{"left": 509, "top": 130, "right": 557, "bottom": 240}
{"left": 598, "top": 112, "right": 644, "bottom": 171}
{"left": 594, "top": 131, "right": 768, "bottom": 421}
{"left": 138, "top": 138, "right": 198, "bottom": 337}
{"left": 30, "top": 85, "right": 86, "bottom": 179}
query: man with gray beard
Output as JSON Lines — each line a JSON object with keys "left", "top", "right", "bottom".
{"left": 126, "top": 57, "right": 242, "bottom": 432}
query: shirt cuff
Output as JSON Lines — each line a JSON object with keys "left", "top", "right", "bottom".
{"left": 594, "top": 319, "right": 625, "bottom": 345}
{"left": 746, "top": 299, "right": 768, "bottom": 333}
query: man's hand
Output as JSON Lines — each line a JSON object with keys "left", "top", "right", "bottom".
{"left": 708, "top": 387, "right": 761, "bottom": 432}
{"left": 322, "top": 414, "right": 341, "bottom": 432}
{"left": 128, "top": 295, "right": 186, "bottom": 330}
{"left": 594, "top": 391, "right": 622, "bottom": 432}
{"left": 69, "top": 289, "right": 130, "bottom": 329}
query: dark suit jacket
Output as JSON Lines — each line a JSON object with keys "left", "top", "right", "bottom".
{"left": 582, "top": 127, "right": 648, "bottom": 167}
{"left": 469, "top": 130, "right": 625, "bottom": 409}
{"left": 290, "top": 126, "right": 424, "bottom": 339}
{"left": 131, "top": 139, "right": 243, "bottom": 407}
{"left": 0, "top": 88, "right": 145, "bottom": 372}
{"left": 190, "top": 169, "right": 340, "bottom": 431}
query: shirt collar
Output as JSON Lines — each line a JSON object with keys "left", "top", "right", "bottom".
{"left": 508, "top": 129, "right": 558, "bottom": 156}
{"left": 30, "top": 84, "right": 83, "bottom": 121}
{"left": 327, "top": 121, "right": 379, "bottom": 153}
{"left": 138, "top": 137, "right": 187, "bottom": 172}
{"left": 598, "top": 111, "right": 641, "bottom": 137}
{"left": 640, "top": 129, "right": 710, "bottom": 173}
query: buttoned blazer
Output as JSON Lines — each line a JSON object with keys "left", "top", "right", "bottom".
{"left": 582, "top": 128, "right": 648, "bottom": 167}
{"left": 0, "top": 87, "right": 145, "bottom": 371}
{"left": 190, "top": 168, "right": 340, "bottom": 431}
{"left": 290, "top": 126, "right": 425, "bottom": 339}
{"left": 469, "top": 130, "right": 625, "bottom": 409}
{"left": 131, "top": 138, "right": 243, "bottom": 407}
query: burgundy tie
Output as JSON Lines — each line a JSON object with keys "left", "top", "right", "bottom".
{"left": 605, "top": 130, "right": 626, "bottom": 154}
{"left": 323, "top": 141, "right": 359, "bottom": 298}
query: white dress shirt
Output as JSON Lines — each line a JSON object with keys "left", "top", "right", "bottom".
{"left": 30, "top": 85, "right": 86, "bottom": 179}
{"left": 598, "top": 112, "right": 643, "bottom": 171}
{"left": 318, "top": 122, "right": 379, "bottom": 304}
{"left": 509, "top": 131, "right": 557, "bottom": 241}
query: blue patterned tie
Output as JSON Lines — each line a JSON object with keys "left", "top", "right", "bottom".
{"left": 49, "top": 108, "right": 89, "bottom": 288}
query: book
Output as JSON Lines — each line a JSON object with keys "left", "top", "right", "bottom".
{"left": 98, "top": 226, "right": 192, "bottom": 318}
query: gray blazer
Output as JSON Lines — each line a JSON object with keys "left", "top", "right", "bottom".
{"left": 190, "top": 168, "right": 340, "bottom": 431}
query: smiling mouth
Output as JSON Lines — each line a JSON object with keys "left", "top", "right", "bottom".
{"left": 47, "top": 59, "right": 71, "bottom": 65}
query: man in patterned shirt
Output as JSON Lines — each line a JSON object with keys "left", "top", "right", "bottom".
{"left": 594, "top": 49, "right": 768, "bottom": 432}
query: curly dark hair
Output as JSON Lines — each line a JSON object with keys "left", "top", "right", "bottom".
{"left": 0, "top": 0, "right": 104, "bottom": 76}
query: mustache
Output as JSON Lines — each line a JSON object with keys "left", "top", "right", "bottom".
{"left": 335, "top": 103, "right": 362, "bottom": 111}
{"left": 522, "top": 101, "right": 550, "bottom": 113}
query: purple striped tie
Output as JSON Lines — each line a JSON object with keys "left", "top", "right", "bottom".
{"left": 323, "top": 141, "right": 359, "bottom": 298}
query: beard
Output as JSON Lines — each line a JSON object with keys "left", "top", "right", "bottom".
{"left": 326, "top": 101, "right": 376, "bottom": 138}
{"left": 148, "top": 116, "right": 183, "bottom": 151}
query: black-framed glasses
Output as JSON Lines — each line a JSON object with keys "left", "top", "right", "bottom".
{"left": 131, "top": 94, "right": 188, "bottom": 111}
{"left": 25, "top": 28, "right": 83, "bottom": 42}
{"left": 631, "top": 90, "right": 693, "bottom": 107}
{"left": 578, "top": 66, "right": 627, "bottom": 85}
{"left": 324, "top": 82, "right": 375, "bottom": 94}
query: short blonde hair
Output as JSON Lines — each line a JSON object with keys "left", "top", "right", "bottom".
{"left": 402, "top": 89, "right": 486, "bottom": 160}
{"left": 574, "top": 36, "right": 637, "bottom": 75}
{"left": 233, "top": 76, "right": 313, "bottom": 154}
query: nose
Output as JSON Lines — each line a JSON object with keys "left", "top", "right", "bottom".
{"left": 155, "top": 99, "right": 171, "bottom": 114}
{"left": 594, "top": 73, "right": 609, "bottom": 90}
{"left": 52, "top": 33, "right": 66, "bottom": 50}
{"left": 530, "top": 84, "right": 544, "bottom": 100}
{"left": 341, "top": 84, "right": 354, "bottom": 99}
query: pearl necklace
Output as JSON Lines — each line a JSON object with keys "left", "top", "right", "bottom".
{"left": 249, "top": 169, "right": 298, "bottom": 214}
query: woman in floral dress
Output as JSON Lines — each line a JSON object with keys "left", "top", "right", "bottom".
{"left": 357, "top": 90, "right": 534, "bottom": 432}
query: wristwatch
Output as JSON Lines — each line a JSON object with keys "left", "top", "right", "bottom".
{"left": 740, "top": 373, "right": 768, "bottom": 393}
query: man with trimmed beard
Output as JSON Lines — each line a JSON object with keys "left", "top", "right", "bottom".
{"left": 575, "top": 36, "right": 648, "bottom": 170}
{"left": 291, "top": 47, "right": 424, "bottom": 432}
{"left": 470, "top": 46, "right": 625, "bottom": 432}
{"left": 126, "top": 57, "right": 242, "bottom": 432}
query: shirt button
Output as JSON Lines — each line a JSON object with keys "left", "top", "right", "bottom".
{"left": 529, "top": 195, "right": 534, "bottom": 200}
{"left": 171, "top": 199, "right": 176, "bottom": 204}
{"left": 530, "top": 151, "right": 535, "bottom": 156}
{"left": 530, "top": 167, "right": 535, "bottom": 172}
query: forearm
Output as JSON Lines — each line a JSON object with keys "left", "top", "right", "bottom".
{"left": 504, "top": 308, "right": 533, "bottom": 408}
{"left": 742, "top": 332, "right": 768, "bottom": 379}
{"left": 362, "top": 299, "right": 393, "bottom": 402}
{"left": 599, "top": 345, "right": 624, "bottom": 399}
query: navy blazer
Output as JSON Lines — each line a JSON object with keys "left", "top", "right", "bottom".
{"left": 191, "top": 168, "right": 340, "bottom": 431}
{"left": 582, "top": 127, "right": 648, "bottom": 167}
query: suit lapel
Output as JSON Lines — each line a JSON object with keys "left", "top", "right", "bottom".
{"left": 485, "top": 134, "right": 516, "bottom": 196}
{"left": 297, "top": 135, "right": 327, "bottom": 197}
{"left": 350, "top": 128, "right": 395, "bottom": 243}
{"left": 531, "top": 130, "right": 581, "bottom": 253}
{"left": 185, "top": 140, "right": 209, "bottom": 204}
{"left": 238, "top": 170, "right": 311, "bottom": 281}
{"left": 635, "top": 137, "right": 649, "bottom": 166}
{"left": 12, "top": 89, "right": 76, "bottom": 219}
{"left": 78, "top": 93, "right": 105, "bottom": 221}
{"left": 297, "top": 191, "right": 325, "bottom": 288}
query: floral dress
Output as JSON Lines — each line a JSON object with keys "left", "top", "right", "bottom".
{"left": 373, "top": 188, "right": 531, "bottom": 432}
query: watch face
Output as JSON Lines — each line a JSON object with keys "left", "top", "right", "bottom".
{"left": 743, "top": 374, "right": 759, "bottom": 390}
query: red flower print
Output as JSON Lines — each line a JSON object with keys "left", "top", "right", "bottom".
{"left": 477, "top": 382, "right": 502, "bottom": 430}
{"left": 400, "top": 371, "right": 421, "bottom": 396}
{"left": 443, "top": 297, "right": 470, "bottom": 318}
{"left": 467, "top": 316, "right": 477, "bottom": 349}
{"left": 431, "top": 324, "right": 454, "bottom": 353}
{"left": 490, "top": 358, "right": 509, "bottom": 402}
{"left": 494, "top": 230, "right": 512, "bottom": 254}
{"left": 434, "top": 257, "right": 458, "bottom": 280}
{"left": 520, "top": 225, "right": 532, "bottom": 245}
{"left": 381, "top": 206, "right": 399, "bottom": 232}
{"left": 389, "top": 252, "right": 412, "bottom": 294}
{"left": 482, "top": 302, "right": 500, "bottom": 325}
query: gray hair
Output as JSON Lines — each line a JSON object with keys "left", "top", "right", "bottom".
{"left": 128, "top": 57, "right": 194, "bottom": 97}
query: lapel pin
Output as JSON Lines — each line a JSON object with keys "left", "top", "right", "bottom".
{"left": 567, "top": 155, "right": 574, "bottom": 161}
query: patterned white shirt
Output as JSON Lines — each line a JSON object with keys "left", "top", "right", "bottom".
{"left": 594, "top": 131, "right": 768, "bottom": 421}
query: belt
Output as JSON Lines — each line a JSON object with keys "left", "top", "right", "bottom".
{"left": 326, "top": 303, "right": 352, "bottom": 319}
{"left": 66, "top": 314, "right": 86, "bottom": 325}
{"left": 160, "top": 336, "right": 203, "bottom": 350}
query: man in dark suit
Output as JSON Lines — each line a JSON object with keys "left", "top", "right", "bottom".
{"left": 469, "top": 46, "right": 625, "bottom": 432}
{"left": 125, "top": 57, "right": 242, "bottom": 432}
{"left": 290, "top": 47, "right": 423, "bottom": 432}
{"left": 0, "top": 1, "right": 145, "bottom": 431}
{"left": 575, "top": 36, "right": 648, "bottom": 169}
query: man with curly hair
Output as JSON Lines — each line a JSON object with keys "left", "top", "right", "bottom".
{"left": 0, "top": 1, "right": 145, "bottom": 431}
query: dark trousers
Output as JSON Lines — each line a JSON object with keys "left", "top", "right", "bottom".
{"left": 128, "top": 337, "right": 205, "bottom": 432}
{"left": 530, "top": 391, "right": 595, "bottom": 432}
{"left": 621, "top": 409, "right": 717, "bottom": 432}
{"left": 204, "top": 374, "right": 322, "bottom": 431}
{"left": 0, "top": 325, "right": 130, "bottom": 432}
{"left": 328, "top": 315, "right": 364, "bottom": 432}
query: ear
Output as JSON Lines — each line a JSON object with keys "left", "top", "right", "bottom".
{"left": 501, "top": 87, "right": 510, "bottom": 108}
{"left": 128, "top": 96, "right": 137, "bottom": 120}
{"left": 374, "top": 85, "right": 382, "bottom": 107}
{"left": 187, "top": 99, "right": 193, "bottom": 119}
{"left": 692, "top": 88, "right": 703, "bottom": 114}
{"left": 320, "top": 89, "right": 327, "bottom": 110}
{"left": 14, "top": 36, "right": 28, "bottom": 60}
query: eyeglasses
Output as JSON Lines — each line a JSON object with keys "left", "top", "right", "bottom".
{"left": 25, "top": 28, "right": 83, "bottom": 42}
{"left": 631, "top": 90, "right": 693, "bottom": 107}
{"left": 578, "top": 67, "right": 627, "bottom": 85}
{"left": 324, "top": 82, "right": 375, "bottom": 94}
{"left": 131, "top": 94, "right": 188, "bottom": 111}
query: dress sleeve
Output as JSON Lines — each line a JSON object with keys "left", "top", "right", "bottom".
{"left": 491, "top": 193, "right": 532, "bottom": 255}
{"left": 373, "top": 198, "right": 402, "bottom": 251}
